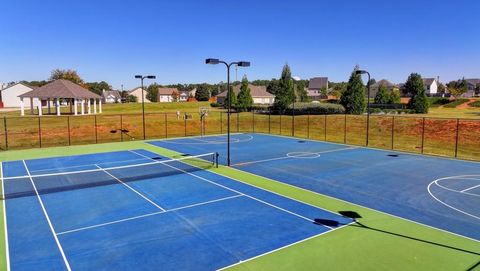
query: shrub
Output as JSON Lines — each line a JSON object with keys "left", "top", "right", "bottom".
{"left": 444, "top": 98, "right": 469, "bottom": 108}
{"left": 283, "top": 102, "right": 345, "bottom": 115}
{"left": 427, "top": 97, "right": 450, "bottom": 107}
{"left": 469, "top": 100, "right": 480, "bottom": 107}
{"left": 210, "top": 102, "right": 220, "bottom": 107}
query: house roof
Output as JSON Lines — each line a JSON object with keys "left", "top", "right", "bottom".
{"left": 422, "top": 78, "right": 436, "bottom": 86}
{"left": 466, "top": 79, "right": 480, "bottom": 85}
{"left": 371, "top": 79, "right": 395, "bottom": 88}
{"left": 217, "top": 84, "right": 274, "bottom": 98}
{"left": 308, "top": 77, "right": 328, "bottom": 89}
{"left": 102, "top": 90, "right": 121, "bottom": 99}
{"left": 158, "top": 87, "right": 179, "bottom": 95}
{"left": 19, "top": 80, "right": 101, "bottom": 99}
{"left": 0, "top": 82, "right": 36, "bottom": 92}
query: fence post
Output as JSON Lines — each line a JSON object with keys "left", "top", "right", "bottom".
{"left": 184, "top": 115, "right": 187, "bottom": 137}
{"left": 3, "top": 117, "right": 8, "bottom": 150}
{"left": 292, "top": 108, "right": 295, "bottom": 137}
{"left": 268, "top": 110, "right": 271, "bottom": 134}
{"left": 67, "top": 116, "right": 71, "bottom": 146}
{"left": 164, "top": 113, "right": 168, "bottom": 138}
{"left": 237, "top": 112, "right": 239, "bottom": 132}
{"left": 220, "top": 112, "right": 223, "bottom": 134}
{"left": 120, "top": 115, "right": 124, "bottom": 142}
{"left": 252, "top": 111, "right": 255, "bottom": 133}
{"left": 454, "top": 118, "right": 460, "bottom": 158}
{"left": 421, "top": 117, "right": 426, "bottom": 154}
{"left": 324, "top": 115, "right": 327, "bottom": 141}
{"left": 391, "top": 116, "right": 395, "bottom": 150}
{"left": 94, "top": 115, "right": 98, "bottom": 144}
{"left": 38, "top": 117, "right": 42, "bottom": 148}
{"left": 279, "top": 113, "right": 282, "bottom": 134}
{"left": 307, "top": 113, "right": 310, "bottom": 139}
{"left": 344, "top": 114, "right": 347, "bottom": 143}
{"left": 366, "top": 114, "right": 370, "bottom": 147}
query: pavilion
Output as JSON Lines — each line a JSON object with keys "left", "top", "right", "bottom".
{"left": 18, "top": 79, "right": 102, "bottom": 116}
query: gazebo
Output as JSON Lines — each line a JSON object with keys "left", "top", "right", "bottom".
{"left": 18, "top": 79, "right": 102, "bottom": 116}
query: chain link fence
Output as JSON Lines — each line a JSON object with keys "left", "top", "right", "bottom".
{"left": 1, "top": 111, "right": 479, "bottom": 161}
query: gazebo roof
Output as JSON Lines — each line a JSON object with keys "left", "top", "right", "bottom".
{"left": 19, "top": 79, "right": 101, "bottom": 99}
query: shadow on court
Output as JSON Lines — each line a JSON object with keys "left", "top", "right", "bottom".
{"left": 313, "top": 211, "right": 480, "bottom": 257}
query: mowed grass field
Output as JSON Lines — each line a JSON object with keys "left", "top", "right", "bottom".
{"left": 0, "top": 141, "right": 479, "bottom": 271}
{"left": 0, "top": 102, "right": 480, "bottom": 160}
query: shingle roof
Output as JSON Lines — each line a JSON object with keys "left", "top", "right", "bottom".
{"left": 18, "top": 79, "right": 101, "bottom": 99}
{"left": 466, "top": 79, "right": 480, "bottom": 85}
{"left": 422, "top": 78, "right": 436, "bottom": 86}
{"left": 217, "top": 84, "right": 274, "bottom": 98}
{"left": 102, "top": 90, "right": 121, "bottom": 99}
{"left": 158, "top": 87, "right": 179, "bottom": 95}
{"left": 308, "top": 77, "right": 328, "bottom": 89}
{"left": 371, "top": 79, "right": 395, "bottom": 88}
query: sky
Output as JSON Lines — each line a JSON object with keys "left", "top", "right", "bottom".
{"left": 1, "top": 0, "right": 479, "bottom": 89}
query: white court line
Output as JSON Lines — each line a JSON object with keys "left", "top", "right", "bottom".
{"left": 95, "top": 165, "right": 166, "bottom": 211}
{"left": 232, "top": 147, "right": 357, "bottom": 166}
{"left": 434, "top": 181, "right": 480, "bottom": 198}
{"left": 1, "top": 163, "right": 10, "bottom": 271}
{"left": 57, "top": 194, "right": 243, "bottom": 236}
{"left": 29, "top": 157, "right": 148, "bottom": 174}
{"left": 22, "top": 161, "right": 72, "bottom": 271}
{"left": 216, "top": 221, "right": 355, "bottom": 271}
{"left": 129, "top": 150, "right": 332, "bottom": 229}
{"left": 461, "top": 184, "right": 480, "bottom": 193}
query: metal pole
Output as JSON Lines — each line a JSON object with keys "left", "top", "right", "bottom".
{"left": 227, "top": 64, "right": 232, "bottom": 166}
{"left": 120, "top": 114, "right": 124, "bottom": 142}
{"left": 94, "top": 115, "right": 98, "bottom": 144}
{"left": 344, "top": 114, "right": 347, "bottom": 143}
{"left": 366, "top": 72, "right": 371, "bottom": 146}
{"left": 307, "top": 112, "right": 310, "bottom": 139}
{"left": 279, "top": 113, "right": 282, "bottom": 134}
{"left": 268, "top": 110, "right": 271, "bottom": 134}
{"left": 38, "top": 117, "right": 42, "bottom": 148}
{"left": 391, "top": 116, "right": 395, "bottom": 150}
{"left": 324, "top": 115, "right": 327, "bottom": 141}
{"left": 220, "top": 112, "right": 223, "bottom": 134}
{"left": 164, "top": 113, "right": 168, "bottom": 138}
{"left": 184, "top": 114, "right": 187, "bottom": 137}
{"left": 454, "top": 118, "right": 460, "bottom": 158}
{"left": 421, "top": 117, "right": 426, "bottom": 154}
{"left": 252, "top": 111, "right": 255, "bottom": 133}
{"left": 292, "top": 102, "right": 295, "bottom": 137}
{"left": 141, "top": 78, "right": 146, "bottom": 140}
{"left": 237, "top": 112, "right": 239, "bottom": 132}
{"left": 3, "top": 117, "right": 8, "bottom": 150}
{"left": 67, "top": 116, "right": 71, "bottom": 146}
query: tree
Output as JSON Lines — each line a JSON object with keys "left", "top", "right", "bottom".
{"left": 447, "top": 78, "right": 468, "bottom": 98}
{"left": 195, "top": 84, "right": 210, "bottom": 101}
{"left": 340, "top": 68, "right": 366, "bottom": 114}
{"left": 437, "top": 83, "right": 446, "bottom": 94}
{"left": 49, "top": 69, "right": 84, "bottom": 84}
{"left": 406, "top": 73, "right": 429, "bottom": 113}
{"left": 267, "top": 79, "right": 280, "bottom": 95}
{"left": 236, "top": 76, "right": 254, "bottom": 112}
{"left": 85, "top": 81, "right": 112, "bottom": 95}
{"left": 146, "top": 83, "right": 160, "bottom": 102}
{"left": 171, "top": 90, "right": 180, "bottom": 102}
{"left": 389, "top": 88, "right": 401, "bottom": 104}
{"left": 296, "top": 80, "right": 309, "bottom": 102}
{"left": 374, "top": 84, "right": 390, "bottom": 104}
{"left": 126, "top": 95, "right": 138, "bottom": 103}
{"left": 476, "top": 83, "right": 480, "bottom": 95}
{"left": 448, "top": 87, "right": 467, "bottom": 98}
{"left": 21, "top": 80, "right": 49, "bottom": 87}
{"left": 223, "top": 85, "right": 237, "bottom": 107}
{"left": 273, "top": 64, "right": 295, "bottom": 111}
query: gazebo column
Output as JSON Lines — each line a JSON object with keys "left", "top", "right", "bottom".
{"left": 74, "top": 99, "right": 78, "bottom": 115}
{"left": 56, "top": 99, "right": 61, "bottom": 116}
{"left": 38, "top": 100, "right": 43, "bottom": 116}
{"left": 20, "top": 98, "right": 25, "bottom": 116}
{"left": 30, "top": 97, "right": 34, "bottom": 115}
{"left": 47, "top": 98, "right": 51, "bottom": 114}
{"left": 87, "top": 98, "right": 91, "bottom": 114}
{"left": 99, "top": 99, "right": 103, "bottom": 113}
{"left": 81, "top": 99, "right": 85, "bottom": 115}
{"left": 94, "top": 99, "right": 97, "bottom": 114}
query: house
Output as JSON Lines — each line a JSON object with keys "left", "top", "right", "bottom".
{"left": 216, "top": 84, "right": 275, "bottom": 105}
{"left": 422, "top": 78, "right": 438, "bottom": 95}
{"left": 0, "top": 83, "right": 39, "bottom": 108}
{"left": 129, "top": 87, "right": 150, "bottom": 103}
{"left": 102, "top": 90, "right": 121, "bottom": 103}
{"left": 158, "top": 88, "right": 179, "bottom": 102}
{"left": 369, "top": 79, "right": 396, "bottom": 98}
{"left": 465, "top": 79, "right": 480, "bottom": 97}
{"left": 307, "top": 77, "right": 328, "bottom": 100}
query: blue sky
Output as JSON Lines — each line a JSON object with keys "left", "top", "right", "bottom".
{"left": 1, "top": 0, "right": 479, "bottom": 89}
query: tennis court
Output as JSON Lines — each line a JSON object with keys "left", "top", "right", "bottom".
{"left": 1, "top": 149, "right": 352, "bottom": 270}
{"left": 149, "top": 133, "right": 480, "bottom": 242}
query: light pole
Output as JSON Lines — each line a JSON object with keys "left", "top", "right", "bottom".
{"left": 205, "top": 58, "right": 250, "bottom": 166}
{"left": 355, "top": 70, "right": 371, "bottom": 146}
{"left": 292, "top": 76, "right": 301, "bottom": 136}
{"left": 134, "top": 75, "right": 156, "bottom": 140}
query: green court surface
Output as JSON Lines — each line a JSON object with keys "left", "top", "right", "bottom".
{"left": 0, "top": 139, "right": 479, "bottom": 271}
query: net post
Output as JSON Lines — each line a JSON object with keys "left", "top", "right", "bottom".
{"left": 215, "top": 152, "right": 219, "bottom": 168}
{"left": 454, "top": 118, "right": 460, "bottom": 158}
{"left": 4, "top": 117, "right": 8, "bottom": 150}
{"left": 38, "top": 116, "right": 42, "bottom": 148}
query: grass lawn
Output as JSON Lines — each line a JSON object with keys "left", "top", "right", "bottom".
{"left": 0, "top": 140, "right": 479, "bottom": 270}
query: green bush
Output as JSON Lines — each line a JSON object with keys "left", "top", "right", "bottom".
{"left": 444, "top": 98, "right": 469, "bottom": 108}
{"left": 284, "top": 102, "right": 345, "bottom": 115}
{"left": 469, "top": 100, "right": 480, "bottom": 107}
{"left": 427, "top": 97, "right": 450, "bottom": 107}
{"left": 210, "top": 102, "right": 220, "bottom": 107}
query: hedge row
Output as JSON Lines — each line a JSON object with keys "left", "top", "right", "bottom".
{"left": 469, "top": 101, "right": 480, "bottom": 107}
{"left": 283, "top": 102, "right": 345, "bottom": 115}
{"left": 443, "top": 98, "right": 470, "bottom": 108}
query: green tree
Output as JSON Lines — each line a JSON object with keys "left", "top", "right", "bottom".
{"left": 273, "top": 64, "right": 295, "bottom": 111}
{"left": 296, "top": 80, "right": 309, "bottom": 102}
{"left": 223, "top": 85, "right": 237, "bottom": 107}
{"left": 85, "top": 81, "right": 112, "bottom": 95}
{"left": 340, "top": 68, "right": 366, "bottom": 114}
{"left": 374, "top": 84, "right": 390, "bottom": 104}
{"left": 236, "top": 76, "right": 254, "bottom": 112}
{"left": 195, "top": 84, "right": 210, "bottom": 101}
{"left": 126, "top": 95, "right": 138, "bottom": 103}
{"left": 49, "top": 69, "right": 84, "bottom": 84}
{"left": 267, "top": 79, "right": 280, "bottom": 95}
{"left": 146, "top": 83, "right": 160, "bottom": 102}
{"left": 437, "top": 83, "right": 446, "bottom": 93}
{"left": 406, "top": 73, "right": 429, "bottom": 113}
{"left": 389, "top": 88, "right": 401, "bottom": 103}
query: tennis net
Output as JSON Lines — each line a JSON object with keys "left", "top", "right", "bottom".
{"left": 2, "top": 152, "right": 218, "bottom": 199}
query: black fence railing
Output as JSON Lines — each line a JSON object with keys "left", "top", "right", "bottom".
{"left": 1, "top": 111, "right": 479, "bottom": 161}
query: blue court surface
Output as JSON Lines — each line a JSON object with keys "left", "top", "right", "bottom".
{"left": 1, "top": 149, "right": 352, "bottom": 270}
{"left": 149, "top": 133, "right": 480, "bottom": 241}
